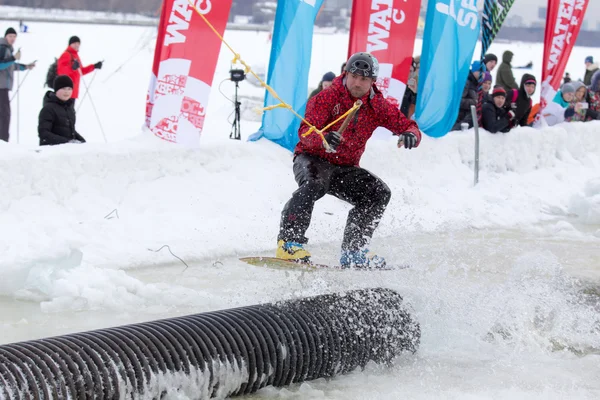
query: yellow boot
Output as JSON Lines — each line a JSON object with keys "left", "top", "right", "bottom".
{"left": 276, "top": 240, "right": 311, "bottom": 262}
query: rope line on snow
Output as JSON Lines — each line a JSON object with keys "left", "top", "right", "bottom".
{"left": 104, "top": 209, "right": 119, "bottom": 220}
{"left": 187, "top": 0, "right": 360, "bottom": 152}
{"left": 149, "top": 245, "right": 191, "bottom": 272}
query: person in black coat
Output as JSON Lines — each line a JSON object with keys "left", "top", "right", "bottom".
{"left": 483, "top": 53, "right": 498, "bottom": 72}
{"left": 503, "top": 73, "right": 536, "bottom": 128}
{"left": 482, "top": 86, "right": 512, "bottom": 134}
{"left": 451, "top": 60, "right": 481, "bottom": 130}
{"left": 309, "top": 71, "right": 336, "bottom": 100}
{"left": 38, "top": 75, "right": 86, "bottom": 146}
{"left": 400, "top": 56, "right": 420, "bottom": 119}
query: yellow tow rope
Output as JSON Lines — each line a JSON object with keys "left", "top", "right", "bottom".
{"left": 187, "top": 0, "right": 360, "bottom": 151}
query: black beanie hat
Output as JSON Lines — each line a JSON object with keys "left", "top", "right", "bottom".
{"left": 4, "top": 27, "right": 17, "bottom": 37}
{"left": 54, "top": 75, "right": 74, "bottom": 92}
{"left": 492, "top": 86, "right": 507, "bottom": 99}
{"left": 321, "top": 71, "right": 336, "bottom": 82}
{"left": 484, "top": 53, "right": 498, "bottom": 64}
{"left": 69, "top": 36, "right": 80, "bottom": 45}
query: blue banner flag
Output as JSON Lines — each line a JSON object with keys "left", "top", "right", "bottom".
{"left": 415, "top": 0, "right": 481, "bottom": 138}
{"left": 249, "top": 0, "right": 324, "bottom": 151}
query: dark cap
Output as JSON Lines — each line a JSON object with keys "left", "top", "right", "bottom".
{"left": 53, "top": 75, "right": 74, "bottom": 92}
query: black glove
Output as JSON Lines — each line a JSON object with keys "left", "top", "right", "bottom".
{"left": 71, "top": 59, "right": 80, "bottom": 70}
{"left": 94, "top": 61, "right": 103, "bottom": 70}
{"left": 324, "top": 130, "right": 342, "bottom": 150}
{"left": 398, "top": 132, "right": 418, "bottom": 149}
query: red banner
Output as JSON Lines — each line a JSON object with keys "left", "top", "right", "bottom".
{"left": 540, "top": 0, "right": 589, "bottom": 113}
{"left": 146, "top": 0, "right": 232, "bottom": 145}
{"left": 347, "top": 0, "right": 422, "bottom": 108}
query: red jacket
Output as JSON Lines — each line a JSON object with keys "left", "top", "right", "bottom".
{"left": 295, "top": 74, "right": 421, "bottom": 166}
{"left": 56, "top": 46, "right": 95, "bottom": 99}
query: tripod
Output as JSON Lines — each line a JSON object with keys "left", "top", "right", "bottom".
{"left": 230, "top": 81, "right": 241, "bottom": 140}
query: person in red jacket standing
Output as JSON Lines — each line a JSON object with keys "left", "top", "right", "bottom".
{"left": 276, "top": 52, "right": 422, "bottom": 269}
{"left": 56, "top": 36, "right": 102, "bottom": 103}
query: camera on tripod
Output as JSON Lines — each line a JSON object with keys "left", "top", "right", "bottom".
{"left": 229, "top": 68, "right": 245, "bottom": 140}
{"left": 230, "top": 68, "right": 245, "bottom": 82}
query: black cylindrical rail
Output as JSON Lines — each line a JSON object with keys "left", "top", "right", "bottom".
{"left": 0, "top": 288, "right": 420, "bottom": 399}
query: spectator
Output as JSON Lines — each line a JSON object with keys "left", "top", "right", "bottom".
{"left": 309, "top": 71, "right": 336, "bottom": 100}
{"left": 586, "top": 70, "right": 600, "bottom": 113}
{"left": 56, "top": 36, "right": 103, "bottom": 104}
{"left": 483, "top": 53, "right": 498, "bottom": 72}
{"left": 401, "top": 55, "right": 420, "bottom": 118}
{"left": 38, "top": 75, "right": 86, "bottom": 146}
{"left": 539, "top": 82, "right": 575, "bottom": 126}
{"left": 527, "top": 103, "right": 541, "bottom": 126}
{"left": 504, "top": 73, "right": 536, "bottom": 128}
{"left": 565, "top": 81, "right": 599, "bottom": 122}
{"left": 496, "top": 50, "right": 519, "bottom": 91}
{"left": 451, "top": 60, "right": 480, "bottom": 130}
{"left": 340, "top": 62, "right": 346, "bottom": 75}
{"left": 542, "top": 83, "right": 575, "bottom": 126}
{"left": 482, "top": 86, "right": 512, "bottom": 134}
{"left": 19, "top": 20, "right": 28, "bottom": 33}
{"left": 563, "top": 72, "right": 572, "bottom": 84}
{"left": 554, "top": 83, "right": 575, "bottom": 108}
{"left": 0, "top": 27, "right": 35, "bottom": 142}
{"left": 583, "top": 56, "right": 598, "bottom": 86}
{"left": 482, "top": 71, "right": 493, "bottom": 102}
{"left": 572, "top": 81, "right": 588, "bottom": 103}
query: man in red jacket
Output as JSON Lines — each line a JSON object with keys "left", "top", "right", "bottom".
{"left": 276, "top": 52, "right": 422, "bottom": 269}
{"left": 56, "top": 36, "right": 102, "bottom": 102}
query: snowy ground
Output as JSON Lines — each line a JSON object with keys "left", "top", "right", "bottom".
{"left": 1, "top": 14, "right": 599, "bottom": 400}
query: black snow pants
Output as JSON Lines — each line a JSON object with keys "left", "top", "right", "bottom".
{"left": 278, "top": 153, "right": 391, "bottom": 251}
{"left": 0, "top": 89, "right": 10, "bottom": 142}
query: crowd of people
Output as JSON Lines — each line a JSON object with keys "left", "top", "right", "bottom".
{"left": 309, "top": 50, "right": 599, "bottom": 136}
{"left": 429, "top": 50, "right": 599, "bottom": 132}
{"left": 2, "top": 22, "right": 599, "bottom": 149}
{"left": 0, "top": 27, "right": 102, "bottom": 145}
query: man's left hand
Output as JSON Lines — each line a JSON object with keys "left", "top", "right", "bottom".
{"left": 398, "top": 132, "right": 418, "bottom": 149}
{"left": 26, "top": 62, "right": 35, "bottom": 70}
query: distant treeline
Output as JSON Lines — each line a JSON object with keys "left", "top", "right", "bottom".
{"left": 2, "top": 0, "right": 259, "bottom": 17}
{"left": 2, "top": 0, "right": 162, "bottom": 15}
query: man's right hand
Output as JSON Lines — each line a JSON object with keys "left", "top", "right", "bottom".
{"left": 324, "top": 130, "right": 341, "bottom": 150}
{"left": 398, "top": 132, "right": 418, "bottom": 149}
{"left": 72, "top": 60, "right": 80, "bottom": 70}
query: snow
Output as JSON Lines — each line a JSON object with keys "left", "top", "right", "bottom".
{"left": 1, "top": 11, "right": 600, "bottom": 400}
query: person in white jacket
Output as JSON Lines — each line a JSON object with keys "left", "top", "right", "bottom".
{"left": 541, "top": 83, "right": 576, "bottom": 126}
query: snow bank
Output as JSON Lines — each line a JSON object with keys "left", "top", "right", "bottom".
{"left": 569, "top": 177, "right": 600, "bottom": 225}
{"left": 1, "top": 121, "right": 599, "bottom": 295}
